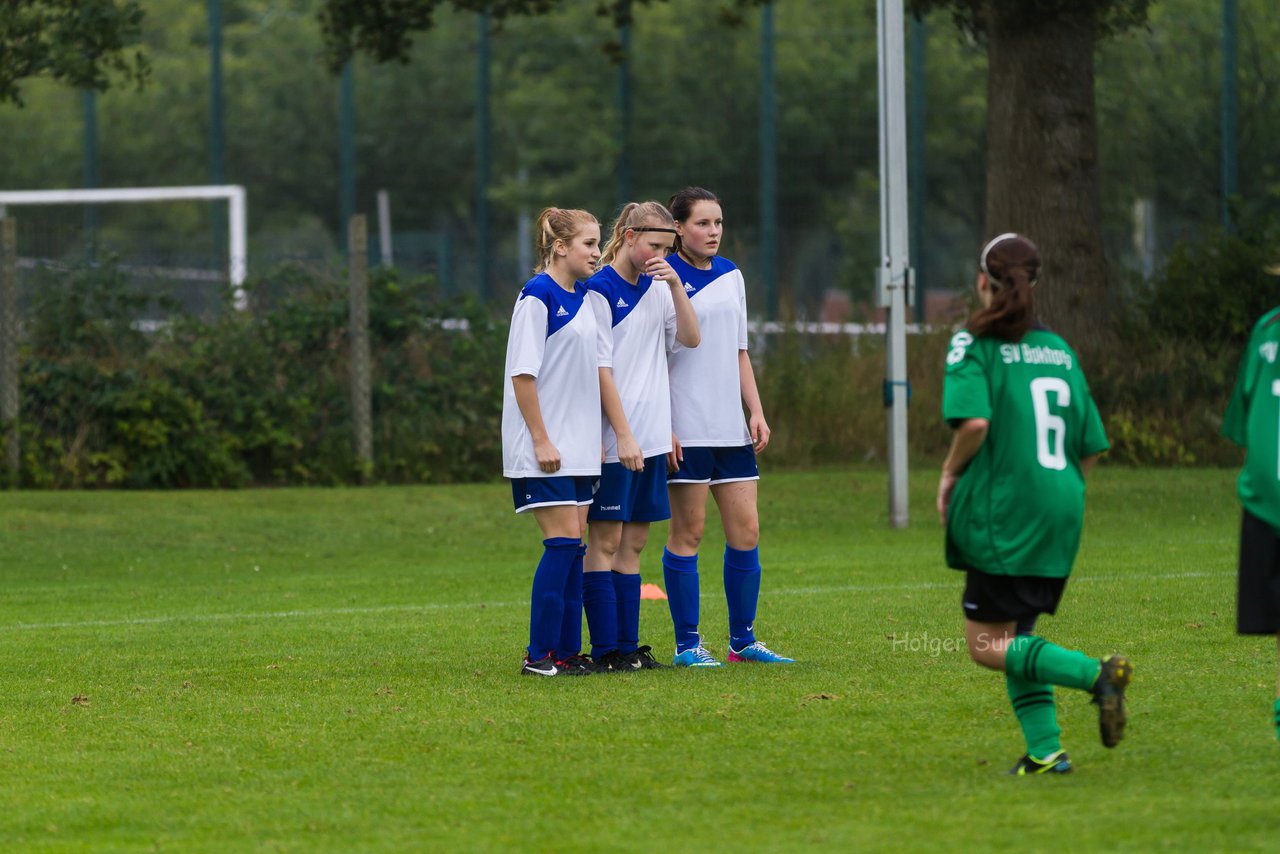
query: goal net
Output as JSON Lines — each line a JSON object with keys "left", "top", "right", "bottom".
{"left": 0, "top": 185, "right": 248, "bottom": 315}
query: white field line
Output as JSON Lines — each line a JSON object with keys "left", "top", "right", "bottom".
{"left": 0, "top": 569, "right": 1230, "bottom": 633}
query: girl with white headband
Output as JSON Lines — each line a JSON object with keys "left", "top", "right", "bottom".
{"left": 937, "top": 232, "right": 1132, "bottom": 774}
{"left": 580, "top": 201, "right": 700, "bottom": 672}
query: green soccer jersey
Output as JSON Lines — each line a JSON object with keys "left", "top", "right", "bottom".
{"left": 942, "top": 327, "right": 1110, "bottom": 578}
{"left": 1223, "top": 306, "right": 1280, "bottom": 536}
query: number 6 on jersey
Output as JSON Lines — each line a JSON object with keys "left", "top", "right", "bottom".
{"left": 1030, "top": 377, "right": 1070, "bottom": 471}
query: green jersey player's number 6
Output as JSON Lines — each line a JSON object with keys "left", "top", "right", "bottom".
{"left": 1030, "top": 377, "right": 1070, "bottom": 471}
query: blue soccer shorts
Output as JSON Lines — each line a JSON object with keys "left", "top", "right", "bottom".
{"left": 667, "top": 444, "right": 759, "bottom": 486}
{"left": 510, "top": 475, "right": 595, "bottom": 514}
{"left": 588, "top": 455, "right": 670, "bottom": 522}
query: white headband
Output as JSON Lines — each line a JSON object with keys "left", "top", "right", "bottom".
{"left": 979, "top": 232, "right": 1019, "bottom": 276}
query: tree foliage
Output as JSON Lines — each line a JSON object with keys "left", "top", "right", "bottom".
{"left": 0, "top": 0, "right": 1275, "bottom": 322}
{"left": 0, "top": 0, "right": 149, "bottom": 105}
{"left": 317, "top": 0, "right": 769, "bottom": 71}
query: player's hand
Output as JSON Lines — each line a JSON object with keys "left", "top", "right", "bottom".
{"left": 667, "top": 433, "right": 683, "bottom": 474}
{"left": 534, "top": 438, "right": 561, "bottom": 474}
{"left": 937, "top": 472, "right": 959, "bottom": 524}
{"left": 748, "top": 413, "right": 771, "bottom": 454}
{"left": 617, "top": 434, "right": 644, "bottom": 472}
{"left": 645, "top": 256, "right": 680, "bottom": 287}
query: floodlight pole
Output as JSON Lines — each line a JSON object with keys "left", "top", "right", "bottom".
{"left": 877, "top": 0, "right": 913, "bottom": 529}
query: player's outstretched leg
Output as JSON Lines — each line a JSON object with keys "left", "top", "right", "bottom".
{"left": 1003, "top": 635, "right": 1133, "bottom": 749}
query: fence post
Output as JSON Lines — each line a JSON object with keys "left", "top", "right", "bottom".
{"left": 0, "top": 217, "right": 18, "bottom": 480}
{"left": 348, "top": 214, "right": 373, "bottom": 482}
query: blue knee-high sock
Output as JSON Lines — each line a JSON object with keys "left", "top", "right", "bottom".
{"left": 613, "top": 571, "right": 642, "bottom": 654}
{"left": 663, "top": 548, "right": 701, "bottom": 653}
{"left": 724, "top": 545, "right": 762, "bottom": 651}
{"left": 527, "top": 537, "right": 579, "bottom": 660}
{"left": 582, "top": 570, "right": 618, "bottom": 659}
{"left": 556, "top": 543, "right": 586, "bottom": 658}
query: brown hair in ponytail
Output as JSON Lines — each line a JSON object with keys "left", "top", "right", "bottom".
{"left": 967, "top": 233, "right": 1040, "bottom": 342}
{"left": 667, "top": 186, "right": 721, "bottom": 256}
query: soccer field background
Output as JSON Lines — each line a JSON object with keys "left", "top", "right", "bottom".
{"left": 1, "top": 466, "right": 1276, "bottom": 851}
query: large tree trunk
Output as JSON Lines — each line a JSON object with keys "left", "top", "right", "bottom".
{"left": 984, "top": 4, "right": 1110, "bottom": 358}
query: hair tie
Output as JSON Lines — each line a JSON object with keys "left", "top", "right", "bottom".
{"left": 631, "top": 226, "right": 677, "bottom": 234}
{"left": 979, "top": 232, "right": 1018, "bottom": 276}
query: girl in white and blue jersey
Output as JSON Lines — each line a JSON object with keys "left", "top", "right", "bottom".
{"left": 582, "top": 201, "right": 701, "bottom": 671}
{"left": 662, "top": 187, "right": 794, "bottom": 667}
{"left": 503, "top": 207, "right": 611, "bottom": 677}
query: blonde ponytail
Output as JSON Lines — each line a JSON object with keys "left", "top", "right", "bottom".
{"left": 599, "top": 201, "right": 677, "bottom": 267}
{"left": 533, "top": 207, "right": 599, "bottom": 273}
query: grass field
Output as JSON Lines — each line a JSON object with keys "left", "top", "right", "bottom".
{"left": 1, "top": 466, "right": 1277, "bottom": 851}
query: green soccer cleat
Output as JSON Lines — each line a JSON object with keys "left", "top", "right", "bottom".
{"left": 1091, "top": 654, "right": 1133, "bottom": 748}
{"left": 1008, "top": 750, "right": 1073, "bottom": 776}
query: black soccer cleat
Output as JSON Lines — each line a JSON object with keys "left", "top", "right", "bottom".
{"left": 590, "top": 650, "right": 634, "bottom": 673}
{"left": 1091, "top": 654, "right": 1132, "bottom": 748}
{"left": 554, "top": 653, "right": 594, "bottom": 676}
{"left": 1008, "top": 750, "right": 1073, "bottom": 776}
{"left": 628, "top": 645, "right": 670, "bottom": 670}
{"left": 521, "top": 654, "right": 559, "bottom": 677}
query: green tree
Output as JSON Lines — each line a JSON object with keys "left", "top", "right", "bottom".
{"left": 909, "top": 0, "right": 1151, "bottom": 355}
{"left": 0, "top": 0, "right": 149, "bottom": 105}
{"left": 317, "top": 0, "right": 768, "bottom": 70}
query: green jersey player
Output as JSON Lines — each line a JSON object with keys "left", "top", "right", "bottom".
{"left": 1222, "top": 302, "right": 1280, "bottom": 741}
{"left": 938, "top": 233, "right": 1132, "bottom": 775}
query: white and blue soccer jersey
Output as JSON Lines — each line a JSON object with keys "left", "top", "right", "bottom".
{"left": 586, "top": 265, "right": 677, "bottom": 462}
{"left": 666, "top": 254, "right": 752, "bottom": 447}
{"left": 501, "top": 272, "right": 603, "bottom": 479}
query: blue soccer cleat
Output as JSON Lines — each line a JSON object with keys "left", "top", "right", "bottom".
{"left": 727, "top": 641, "right": 795, "bottom": 664}
{"left": 672, "top": 638, "right": 723, "bottom": 668}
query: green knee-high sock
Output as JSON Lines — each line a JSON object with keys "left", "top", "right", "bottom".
{"left": 1006, "top": 672, "right": 1061, "bottom": 758}
{"left": 1005, "top": 635, "right": 1101, "bottom": 692}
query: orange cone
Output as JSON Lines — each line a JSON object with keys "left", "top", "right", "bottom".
{"left": 639, "top": 583, "right": 668, "bottom": 601}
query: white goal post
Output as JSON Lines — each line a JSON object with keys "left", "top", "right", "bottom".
{"left": 0, "top": 185, "right": 248, "bottom": 310}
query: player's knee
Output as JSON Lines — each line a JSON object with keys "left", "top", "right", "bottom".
{"left": 592, "top": 531, "right": 622, "bottom": 559}
{"left": 668, "top": 524, "right": 703, "bottom": 552}
{"left": 731, "top": 518, "right": 759, "bottom": 549}
{"left": 967, "top": 644, "right": 1001, "bottom": 670}
{"left": 623, "top": 531, "right": 649, "bottom": 559}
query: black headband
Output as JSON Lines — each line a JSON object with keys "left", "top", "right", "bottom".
{"left": 631, "top": 226, "right": 677, "bottom": 234}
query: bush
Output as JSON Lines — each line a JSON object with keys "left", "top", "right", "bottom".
{"left": 1091, "top": 214, "right": 1279, "bottom": 466}
{"left": 9, "top": 261, "right": 506, "bottom": 488}
{"left": 756, "top": 328, "right": 953, "bottom": 468}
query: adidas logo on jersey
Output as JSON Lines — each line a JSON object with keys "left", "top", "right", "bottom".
{"left": 555, "top": 306, "right": 569, "bottom": 317}
{"left": 683, "top": 282, "right": 694, "bottom": 292}
{"left": 1262, "top": 341, "right": 1278, "bottom": 364}
{"left": 616, "top": 297, "right": 629, "bottom": 308}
